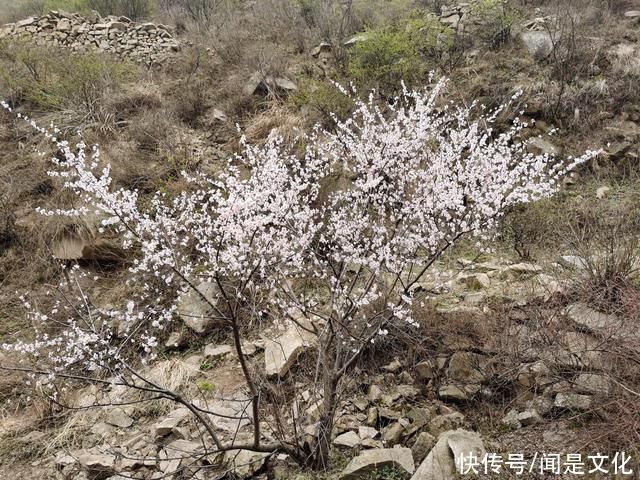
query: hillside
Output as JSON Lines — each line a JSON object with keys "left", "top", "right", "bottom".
{"left": 1, "top": 1, "right": 640, "bottom": 479}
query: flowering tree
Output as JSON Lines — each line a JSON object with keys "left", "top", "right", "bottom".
{"left": 0, "top": 79, "right": 597, "bottom": 473}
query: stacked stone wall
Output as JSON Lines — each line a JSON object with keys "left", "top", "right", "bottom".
{"left": 0, "top": 11, "right": 180, "bottom": 65}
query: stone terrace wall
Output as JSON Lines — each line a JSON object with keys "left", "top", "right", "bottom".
{"left": 0, "top": 11, "right": 180, "bottom": 66}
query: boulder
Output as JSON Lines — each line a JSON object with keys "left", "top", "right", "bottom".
{"left": 51, "top": 234, "right": 116, "bottom": 262}
{"left": 520, "top": 31, "right": 553, "bottom": 60}
{"left": 243, "top": 72, "right": 298, "bottom": 96}
{"left": 339, "top": 448, "right": 415, "bottom": 480}
{"left": 412, "top": 429, "right": 486, "bottom": 480}
{"left": 264, "top": 324, "right": 315, "bottom": 377}
{"left": 624, "top": 11, "right": 640, "bottom": 18}
{"left": 176, "top": 282, "right": 220, "bottom": 333}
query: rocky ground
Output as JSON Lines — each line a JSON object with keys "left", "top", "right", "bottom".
{"left": 2, "top": 253, "right": 637, "bottom": 479}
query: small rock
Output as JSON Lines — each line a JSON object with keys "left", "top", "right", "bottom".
{"left": 382, "top": 422, "right": 404, "bottom": 446}
{"left": 502, "top": 409, "right": 522, "bottom": 429}
{"left": 559, "top": 255, "right": 588, "bottom": 270}
{"left": 517, "top": 409, "right": 543, "bottom": 426}
{"left": 311, "top": 41, "right": 332, "bottom": 57}
{"left": 358, "top": 426, "right": 379, "bottom": 440}
{"left": 520, "top": 31, "right": 553, "bottom": 60}
{"left": 447, "top": 352, "right": 489, "bottom": 383}
{"left": 554, "top": 392, "right": 593, "bottom": 411}
{"left": 264, "top": 324, "right": 316, "bottom": 377}
{"left": 19, "top": 431, "right": 46, "bottom": 442}
{"left": 411, "top": 432, "right": 436, "bottom": 464}
{"left": 438, "top": 384, "right": 478, "bottom": 402}
{"left": 165, "top": 331, "right": 187, "bottom": 349}
{"left": 382, "top": 359, "right": 402, "bottom": 373}
{"left": 77, "top": 453, "right": 116, "bottom": 475}
{"left": 414, "top": 360, "right": 436, "bottom": 380}
{"left": 177, "top": 282, "right": 220, "bottom": 333}
{"left": 368, "top": 384, "right": 383, "bottom": 404}
{"left": 566, "top": 303, "right": 617, "bottom": 332}
{"left": 153, "top": 408, "right": 189, "bottom": 437}
{"left": 596, "top": 186, "right": 611, "bottom": 199}
{"left": 334, "top": 431, "right": 362, "bottom": 448}
{"left": 429, "top": 412, "right": 465, "bottom": 437}
{"left": 203, "top": 343, "right": 233, "bottom": 358}
{"left": 225, "top": 449, "right": 270, "bottom": 477}
{"left": 624, "top": 11, "right": 640, "bottom": 18}
{"left": 106, "top": 408, "right": 133, "bottom": 428}
{"left": 573, "top": 373, "right": 611, "bottom": 396}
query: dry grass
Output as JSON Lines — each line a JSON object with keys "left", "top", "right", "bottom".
{"left": 245, "top": 107, "right": 304, "bottom": 145}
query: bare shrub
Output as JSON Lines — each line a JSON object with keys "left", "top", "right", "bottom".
{"left": 500, "top": 198, "right": 565, "bottom": 261}
{"left": 0, "top": 41, "right": 138, "bottom": 134}
{"left": 85, "top": 0, "right": 152, "bottom": 20}
{"left": 565, "top": 191, "right": 640, "bottom": 311}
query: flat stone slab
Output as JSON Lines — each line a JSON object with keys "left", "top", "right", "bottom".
{"left": 339, "top": 448, "right": 415, "bottom": 480}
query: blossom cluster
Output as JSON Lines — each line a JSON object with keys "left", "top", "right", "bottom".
{"left": 0, "top": 79, "right": 598, "bottom": 380}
